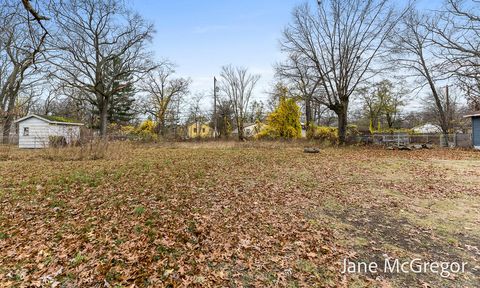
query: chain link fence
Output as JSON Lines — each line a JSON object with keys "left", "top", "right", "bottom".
{"left": 357, "top": 133, "right": 472, "bottom": 148}
{"left": 0, "top": 135, "right": 19, "bottom": 146}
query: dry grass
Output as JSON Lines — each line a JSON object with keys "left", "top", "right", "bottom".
{"left": 0, "top": 142, "right": 479, "bottom": 287}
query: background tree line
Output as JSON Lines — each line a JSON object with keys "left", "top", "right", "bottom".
{"left": 1, "top": 0, "right": 480, "bottom": 143}
{"left": 276, "top": 0, "right": 480, "bottom": 144}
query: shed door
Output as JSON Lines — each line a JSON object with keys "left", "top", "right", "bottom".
{"left": 473, "top": 117, "right": 480, "bottom": 147}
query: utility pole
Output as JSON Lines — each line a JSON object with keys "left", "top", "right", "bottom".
{"left": 445, "top": 85, "right": 450, "bottom": 147}
{"left": 214, "top": 77, "right": 219, "bottom": 138}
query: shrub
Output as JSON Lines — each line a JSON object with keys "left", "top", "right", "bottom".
{"left": 121, "top": 125, "right": 136, "bottom": 135}
{"left": 310, "top": 126, "right": 339, "bottom": 144}
{"left": 49, "top": 136, "right": 67, "bottom": 148}
{"left": 256, "top": 88, "right": 302, "bottom": 139}
{"left": 256, "top": 124, "right": 280, "bottom": 139}
{"left": 372, "top": 128, "right": 415, "bottom": 135}
{"left": 131, "top": 120, "right": 158, "bottom": 141}
{"left": 346, "top": 124, "right": 360, "bottom": 142}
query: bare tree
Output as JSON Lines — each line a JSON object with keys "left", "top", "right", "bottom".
{"left": 429, "top": 0, "right": 480, "bottom": 110}
{"left": 358, "top": 80, "right": 407, "bottom": 131}
{"left": 275, "top": 53, "right": 321, "bottom": 130}
{"left": 384, "top": 92, "right": 406, "bottom": 129}
{"left": 461, "top": 76, "right": 480, "bottom": 110}
{"left": 281, "top": 1, "right": 402, "bottom": 144}
{"left": 216, "top": 97, "right": 234, "bottom": 138}
{"left": 187, "top": 92, "right": 208, "bottom": 138}
{"left": 422, "top": 86, "right": 464, "bottom": 133}
{"left": 358, "top": 83, "right": 388, "bottom": 133}
{"left": 0, "top": 1, "right": 48, "bottom": 142}
{"left": 48, "top": 0, "right": 154, "bottom": 136}
{"left": 142, "top": 62, "right": 191, "bottom": 136}
{"left": 246, "top": 100, "right": 265, "bottom": 123}
{"left": 390, "top": 9, "right": 452, "bottom": 144}
{"left": 219, "top": 65, "right": 260, "bottom": 140}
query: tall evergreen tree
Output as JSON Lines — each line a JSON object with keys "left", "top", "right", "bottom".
{"left": 108, "top": 79, "right": 136, "bottom": 126}
{"left": 106, "top": 57, "right": 136, "bottom": 126}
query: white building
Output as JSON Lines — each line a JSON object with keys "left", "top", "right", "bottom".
{"left": 14, "top": 114, "right": 83, "bottom": 149}
{"left": 243, "top": 123, "right": 259, "bottom": 138}
{"left": 412, "top": 123, "right": 442, "bottom": 134}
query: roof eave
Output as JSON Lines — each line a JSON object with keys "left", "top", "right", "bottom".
{"left": 14, "top": 114, "right": 50, "bottom": 124}
{"left": 50, "top": 121, "right": 84, "bottom": 126}
{"left": 14, "top": 114, "right": 83, "bottom": 125}
{"left": 464, "top": 111, "right": 480, "bottom": 118}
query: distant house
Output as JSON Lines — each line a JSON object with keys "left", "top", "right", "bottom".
{"left": 14, "top": 114, "right": 83, "bottom": 149}
{"left": 187, "top": 122, "right": 212, "bottom": 138}
{"left": 244, "top": 123, "right": 266, "bottom": 138}
{"left": 464, "top": 111, "right": 480, "bottom": 149}
{"left": 412, "top": 123, "right": 442, "bottom": 134}
{"left": 300, "top": 122, "right": 308, "bottom": 138}
{"left": 231, "top": 123, "right": 265, "bottom": 138}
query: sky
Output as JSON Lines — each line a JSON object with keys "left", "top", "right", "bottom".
{"left": 130, "top": 0, "right": 305, "bottom": 106}
{"left": 130, "top": 0, "right": 444, "bottom": 111}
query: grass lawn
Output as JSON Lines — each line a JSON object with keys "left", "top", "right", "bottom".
{"left": 0, "top": 142, "right": 479, "bottom": 287}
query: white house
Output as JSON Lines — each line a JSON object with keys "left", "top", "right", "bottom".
{"left": 14, "top": 114, "right": 83, "bottom": 149}
{"left": 244, "top": 123, "right": 259, "bottom": 137}
{"left": 412, "top": 123, "right": 442, "bottom": 134}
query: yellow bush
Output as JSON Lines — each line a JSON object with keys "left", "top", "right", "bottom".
{"left": 372, "top": 128, "right": 415, "bottom": 135}
{"left": 256, "top": 124, "right": 280, "bottom": 139}
{"left": 310, "top": 126, "right": 339, "bottom": 144}
{"left": 134, "top": 119, "right": 158, "bottom": 141}
{"left": 121, "top": 125, "right": 136, "bottom": 134}
{"left": 256, "top": 89, "right": 302, "bottom": 139}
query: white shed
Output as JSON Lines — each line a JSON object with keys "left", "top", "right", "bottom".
{"left": 412, "top": 123, "right": 442, "bottom": 134}
{"left": 14, "top": 114, "right": 83, "bottom": 149}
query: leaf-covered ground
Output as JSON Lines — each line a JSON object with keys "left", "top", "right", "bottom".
{"left": 0, "top": 142, "right": 479, "bottom": 287}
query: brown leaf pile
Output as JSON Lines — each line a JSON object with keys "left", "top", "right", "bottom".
{"left": 0, "top": 143, "right": 479, "bottom": 287}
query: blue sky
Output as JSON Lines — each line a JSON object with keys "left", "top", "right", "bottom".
{"left": 130, "top": 0, "right": 304, "bottom": 103}
{"left": 130, "top": 0, "right": 443, "bottom": 108}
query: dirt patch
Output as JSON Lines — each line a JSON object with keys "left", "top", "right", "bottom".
{"left": 325, "top": 207, "right": 480, "bottom": 287}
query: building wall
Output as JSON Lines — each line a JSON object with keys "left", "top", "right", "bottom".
{"left": 473, "top": 116, "right": 480, "bottom": 149}
{"left": 18, "top": 117, "right": 81, "bottom": 149}
{"left": 49, "top": 124, "right": 81, "bottom": 144}
{"left": 188, "top": 123, "right": 211, "bottom": 138}
{"left": 18, "top": 118, "right": 51, "bottom": 148}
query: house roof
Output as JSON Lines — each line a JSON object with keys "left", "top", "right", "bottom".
{"left": 464, "top": 111, "right": 480, "bottom": 118}
{"left": 14, "top": 114, "right": 84, "bottom": 126}
{"left": 412, "top": 123, "right": 442, "bottom": 133}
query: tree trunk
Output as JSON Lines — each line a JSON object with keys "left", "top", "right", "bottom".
{"left": 99, "top": 96, "right": 109, "bottom": 138}
{"left": 2, "top": 116, "right": 13, "bottom": 144}
{"left": 305, "top": 96, "right": 312, "bottom": 130}
{"left": 2, "top": 94, "right": 16, "bottom": 144}
{"left": 386, "top": 113, "right": 394, "bottom": 129}
{"left": 159, "top": 119, "right": 165, "bottom": 137}
{"left": 335, "top": 106, "right": 348, "bottom": 145}
{"left": 420, "top": 54, "right": 449, "bottom": 147}
{"left": 237, "top": 118, "right": 244, "bottom": 141}
{"left": 157, "top": 108, "right": 167, "bottom": 137}
{"left": 430, "top": 89, "right": 449, "bottom": 147}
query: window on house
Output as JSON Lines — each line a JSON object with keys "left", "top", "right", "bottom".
{"left": 23, "top": 127, "right": 29, "bottom": 136}
{"left": 193, "top": 128, "right": 197, "bottom": 133}
{"left": 202, "top": 128, "right": 205, "bottom": 133}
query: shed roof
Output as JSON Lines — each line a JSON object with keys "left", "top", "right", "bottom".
{"left": 464, "top": 111, "right": 480, "bottom": 118}
{"left": 14, "top": 114, "right": 84, "bottom": 126}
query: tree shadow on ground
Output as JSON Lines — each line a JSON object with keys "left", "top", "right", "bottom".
{"left": 324, "top": 208, "right": 480, "bottom": 287}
